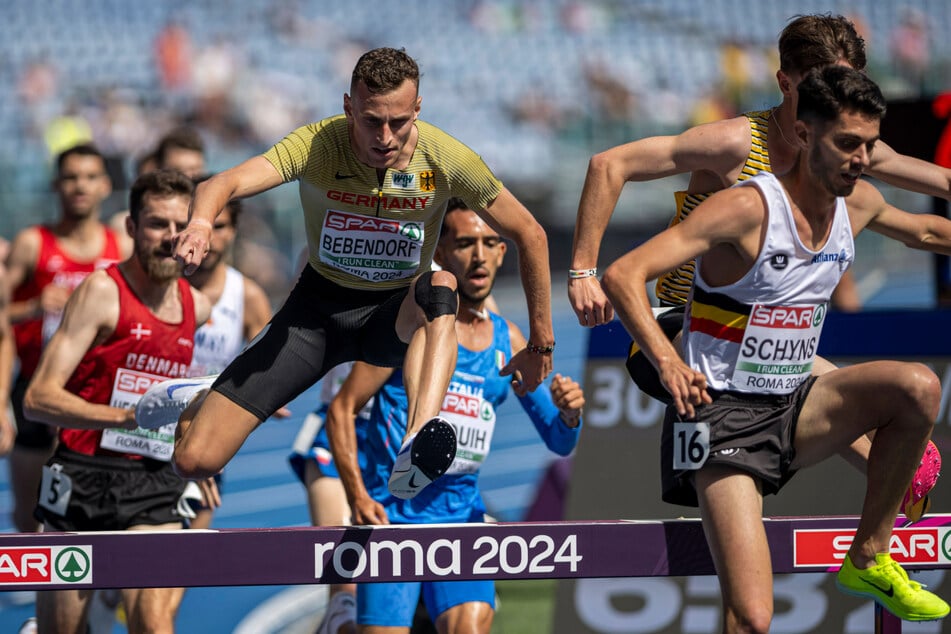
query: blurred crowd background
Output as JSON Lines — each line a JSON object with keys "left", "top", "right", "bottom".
{"left": 2, "top": 0, "right": 950, "bottom": 306}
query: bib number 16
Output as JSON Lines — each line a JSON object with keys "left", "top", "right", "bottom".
{"left": 673, "top": 421, "right": 710, "bottom": 470}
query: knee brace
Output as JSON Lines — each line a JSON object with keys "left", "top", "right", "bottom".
{"left": 414, "top": 270, "right": 458, "bottom": 322}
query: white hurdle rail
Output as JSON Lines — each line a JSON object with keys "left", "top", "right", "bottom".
{"left": 3, "top": 515, "right": 950, "bottom": 633}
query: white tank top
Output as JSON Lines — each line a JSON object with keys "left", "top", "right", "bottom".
{"left": 683, "top": 172, "right": 854, "bottom": 394}
{"left": 190, "top": 266, "right": 246, "bottom": 376}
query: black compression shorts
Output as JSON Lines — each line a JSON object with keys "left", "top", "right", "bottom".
{"left": 213, "top": 265, "right": 409, "bottom": 420}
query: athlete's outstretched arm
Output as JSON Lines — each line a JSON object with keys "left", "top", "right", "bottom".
{"left": 174, "top": 156, "right": 283, "bottom": 275}
{"left": 569, "top": 118, "right": 751, "bottom": 327}
{"left": 849, "top": 179, "right": 951, "bottom": 253}
{"left": 477, "top": 187, "right": 553, "bottom": 394}
{"left": 507, "top": 320, "right": 583, "bottom": 455}
{"left": 601, "top": 186, "right": 763, "bottom": 417}
{"left": 868, "top": 140, "right": 951, "bottom": 200}
{"left": 515, "top": 376, "right": 583, "bottom": 456}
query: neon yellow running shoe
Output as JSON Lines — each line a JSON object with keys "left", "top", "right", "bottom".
{"left": 836, "top": 553, "right": 950, "bottom": 621}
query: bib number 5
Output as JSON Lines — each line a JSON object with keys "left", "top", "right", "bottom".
{"left": 39, "top": 463, "right": 73, "bottom": 516}
{"left": 673, "top": 421, "right": 710, "bottom": 470}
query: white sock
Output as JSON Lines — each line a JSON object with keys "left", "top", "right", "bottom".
{"left": 321, "top": 591, "right": 356, "bottom": 633}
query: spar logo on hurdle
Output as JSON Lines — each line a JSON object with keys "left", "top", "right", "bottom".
{"left": 0, "top": 545, "right": 93, "bottom": 585}
{"left": 793, "top": 528, "right": 947, "bottom": 567}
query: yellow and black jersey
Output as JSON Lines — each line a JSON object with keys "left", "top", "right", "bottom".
{"left": 654, "top": 110, "right": 772, "bottom": 305}
{"left": 264, "top": 116, "right": 503, "bottom": 290}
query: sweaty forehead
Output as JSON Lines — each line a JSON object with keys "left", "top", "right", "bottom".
{"left": 352, "top": 80, "right": 418, "bottom": 113}
{"left": 831, "top": 109, "right": 881, "bottom": 135}
{"left": 445, "top": 210, "right": 496, "bottom": 237}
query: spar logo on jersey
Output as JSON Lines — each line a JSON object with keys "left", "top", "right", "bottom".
{"left": 400, "top": 223, "right": 423, "bottom": 241}
{"left": 793, "top": 528, "right": 941, "bottom": 567}
{"left": 325, "top": 212, "right": 423, "bottom": 235}
{"left": 115, "top": 368, "right": 163, "bottom": 396}
{"left": 749, "top": 305, "right": 822, "bottom": 329}
{"left": 443, "top": 392, "right": 481, "bottom": 417}
{"left": 0, "top": 546, "right": 93, "bottom": 585}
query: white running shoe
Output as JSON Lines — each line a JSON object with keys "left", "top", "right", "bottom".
{"left": 387, "top": 417, "right": 457, "bottom": 500}
{"left": 315, "top": 590, "right": 357, "bottom": 634}
{"left": 17, "top": 617, "right": 37, "bottom": 634}
{"left": 135, "top": 376, "right": 217, "bottom": 430}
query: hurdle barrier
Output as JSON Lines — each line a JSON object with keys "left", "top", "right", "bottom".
{"left": 3, "top": 515, "right": 950, "bottom": 632}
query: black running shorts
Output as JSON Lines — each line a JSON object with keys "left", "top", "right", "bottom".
{"left": 35, "top": 447, "right": 187, "bottom": 531}
{"left": 660, "top": 377, "right": 816, "bottom": 507}
{"left": 11, "top": 375, "right": 58, "bottom": 450}
{"left": 213, "top": 265, "right": 409, "bottom": 420}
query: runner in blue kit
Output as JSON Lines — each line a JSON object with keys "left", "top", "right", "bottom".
{"left": 325, "top": 199, "right": 584, "bottom": 633}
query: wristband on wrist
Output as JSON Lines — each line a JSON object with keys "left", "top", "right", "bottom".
{"left": 189, "top": 218, "right": 213, "bottom": 229}
{"left": 568, "top": 268, "right": 597, "bottom": 279}
{"left": 525, "top": 341, "right": 555, "bottom": 354}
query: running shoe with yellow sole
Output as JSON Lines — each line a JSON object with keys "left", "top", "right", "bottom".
{"left": 836, "top": 553, "right": 950, "bottom": 621}
{"left": 902, "top": 440, "right": 941, "bottom": 524}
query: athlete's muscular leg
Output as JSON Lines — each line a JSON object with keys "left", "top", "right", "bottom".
{"left": 10, "top": 447, "right": 51, "bottom": 532}
{"left": 122, "top": 586, "right": 179, "bottom": 634}
{"left": 435, "top": 601, "right": 494, "bottom": 634}
{"left": 173, "top": 390, "right": 261, "bottom": 479}
{"left": 36, "top": 586, "right": 95, "bottom": 634}
{"left": 812, "top": 355, "right": 873, "bottom": 474}
{"left": 793, "top": 361, "right": 939, "bottom": 566}
{"left": 396, "top": 270, "right": 458, "bottom": 439}
{"left": 696, "top": 466, "right": 773, "bottom": 634}
{"left": 306, "top": 462, "right": 358, "bottom": 631}
{"left": 123, "top": 523, "right": 187, "bottom": 633}
{"left": 306, "top": 462, "right": 352, "bottom": 527}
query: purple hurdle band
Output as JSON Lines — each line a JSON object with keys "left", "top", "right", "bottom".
{"left": 0, "top": 515, "right": 949, "bottom": 591}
